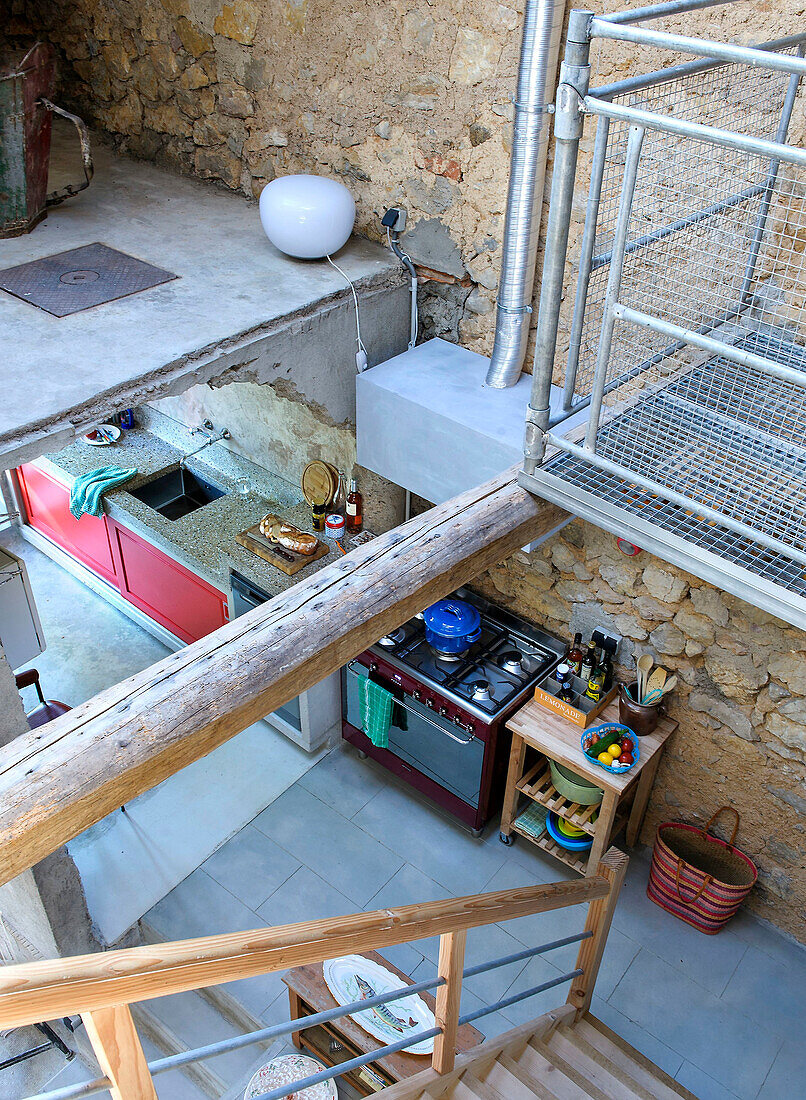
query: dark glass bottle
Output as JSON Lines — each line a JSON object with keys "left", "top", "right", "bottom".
{"left": 580, "top": 641, "right": 598, "bottom": 682}
{"left": 586, "top": 664, "right": 605, "bottom": 702}
{"left": 345, "top": 477, "right": 363, "bottom": 534}
{"left": 567, "top": 632, "right": 584, "bottom": 675}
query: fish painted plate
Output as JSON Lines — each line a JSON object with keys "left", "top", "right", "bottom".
{"left": 244, "top": 1053, "right": 337, "bottom": 1099}
{"left": 323, "top": 955, "right": 435, "bottom": 1055}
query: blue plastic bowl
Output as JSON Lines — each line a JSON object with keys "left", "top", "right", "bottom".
{"left": 545, "top": 811, "right": 593, "bottom": 852}
{"left": 581, "top": 723, "right": 640, "bottom": 774}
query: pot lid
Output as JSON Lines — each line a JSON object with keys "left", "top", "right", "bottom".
{"left": 423, "top": 598, "right": 481, "bottom": 638}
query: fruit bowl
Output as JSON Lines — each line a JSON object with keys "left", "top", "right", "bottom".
{"left": 581, "top": 723, "right": 639, "bottom": 774}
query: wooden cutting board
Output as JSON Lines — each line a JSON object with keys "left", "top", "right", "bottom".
{"left": 236, "top": 523, "right": 329, "bottom": 575}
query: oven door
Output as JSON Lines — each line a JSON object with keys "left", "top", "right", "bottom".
{"left": 343, "top": 661, "right": 487, "bottom": 809}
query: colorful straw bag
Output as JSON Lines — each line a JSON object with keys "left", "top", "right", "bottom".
{"left": 647, "top": 806, "right": 757, "bottom": 934}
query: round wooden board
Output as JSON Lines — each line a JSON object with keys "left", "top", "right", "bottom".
{"left": 302, "top": 460, "right": 336, "bottom": 507}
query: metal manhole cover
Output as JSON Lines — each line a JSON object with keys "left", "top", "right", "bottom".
{"left": 0, "top": 242, "right": 178, "bottom": 316}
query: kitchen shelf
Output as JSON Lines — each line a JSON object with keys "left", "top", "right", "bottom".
{"left": 511, "top": 822, "right": 590, "bottom": 874}
{"left": 516, "top": 760, "right": 602, "bottom": 836}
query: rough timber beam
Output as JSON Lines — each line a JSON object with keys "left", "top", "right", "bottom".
{"left": 0, "top": 467, "right": 566, "bottom": 885}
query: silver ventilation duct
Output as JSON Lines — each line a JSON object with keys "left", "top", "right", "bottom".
{"left": 484, "top": 0, "right": 565, "bottom": 388}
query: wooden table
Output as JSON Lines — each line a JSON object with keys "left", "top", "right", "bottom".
{"left": 501, "top": 696, "right": 678, "bottom": 875}
{"left": 282, "top": 951, "right": 483, "bottom": 1096}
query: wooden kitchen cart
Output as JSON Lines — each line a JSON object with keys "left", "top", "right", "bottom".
{"left": 282, "top": 951, "right": 483, "bottom": 1096}
{"left": 500, "top": 696, "right": 678, "bottom": 875}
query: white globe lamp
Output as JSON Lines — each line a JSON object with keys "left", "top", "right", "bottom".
{"left": 259, "top": 174, "right": 356, "bottom": 259}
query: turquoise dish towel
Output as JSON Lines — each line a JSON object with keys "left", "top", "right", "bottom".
{"left": 69, "top": 465, "right": 137, "bottom": 519}
{"left": 358, "top": 676, "right": 394, "bottom": 749}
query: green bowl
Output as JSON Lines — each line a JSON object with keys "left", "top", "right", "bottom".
{"left": 549, "top": 760, "right": 604, "bottom": 806}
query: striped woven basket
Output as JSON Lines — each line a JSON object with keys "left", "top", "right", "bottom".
{"left": 647, "top": 806, "right": 757, "bottom": 935}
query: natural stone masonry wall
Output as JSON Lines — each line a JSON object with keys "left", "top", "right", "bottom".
{"left": 473, "top": 522, "right": 806, "bottom": 940}
{"left": 6, "top": 0, "right": 805, "bottom": 939}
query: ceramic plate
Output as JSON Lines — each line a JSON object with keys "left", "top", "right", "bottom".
{"left": 244, "top": 1053, "right": 337, "bottom": 1099}
{"left": 323, "top": 955, "right": 435, "bottom": 1055}
{"left": 82, "top": 424, "right": 121, "bottom": 446}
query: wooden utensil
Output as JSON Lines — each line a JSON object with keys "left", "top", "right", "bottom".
{"left": 660, "top": 674, "right": 678, "bottom": 697}
{"left": 236, "top": 523, "right": 329, "bottom": 575}
{"left": 301, "top": 461, "right": 336, "bottom": 507}
{"left": 636, "top": 654, "right": 653, "bottom": 702}
{"left": 643, "top": 667, "right": 667, "bottom": 703}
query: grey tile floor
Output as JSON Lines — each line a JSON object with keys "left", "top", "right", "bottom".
{"left": 6, "top": 529, "right": 804, "bottom": 1100}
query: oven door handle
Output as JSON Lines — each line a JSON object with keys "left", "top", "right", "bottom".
{"left": 346, "top": 661, "right": 477, "bottom": 745}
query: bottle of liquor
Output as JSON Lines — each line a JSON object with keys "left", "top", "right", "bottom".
{"left": 586, "top": 664, "right": 605, "bottom": 702}
{"left": 601, "top": 652, "right": 614, "bottom": 691}
{"left": 580, "top": 640, "right": 598, "bottom": 682}
{"left": 345, "top": 477, "right": 363, "bottom": 534}
{"left": 567, "top": 632, "right": 584, "bottom": 675}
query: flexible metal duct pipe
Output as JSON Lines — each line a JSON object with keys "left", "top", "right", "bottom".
{"left": 484, "top": 0, "right": 565, "bottom": 388}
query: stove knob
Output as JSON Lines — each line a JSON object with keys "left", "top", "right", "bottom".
{"left": 413, "top": 689, "right": 422, "bottom": 701}
{"left": 425, "top": 698, "right": 435, "bottom": 708}
{"left": 369, "top": 663, "right": 378, "bottom": 673}
{"left": 453, "top": 716, "right": 463, "bottom": 726}
{"left": 439, "top": 706, "right": 449, "bottom": 717}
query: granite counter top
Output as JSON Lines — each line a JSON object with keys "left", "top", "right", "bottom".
{"left": 40, "top": 429, "right": 349, "bottom": 601}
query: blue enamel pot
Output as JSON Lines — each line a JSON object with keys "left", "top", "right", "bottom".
{"left": 423, "top": 598, "right": 482, "bottom": 656}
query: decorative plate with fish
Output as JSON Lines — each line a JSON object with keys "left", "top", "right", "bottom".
{"left": 323, "top": 955, "right": 436, "bottom": 1055}
{"left": 82, "top": 424, "right": 121, "bottom": 446}
{"left": 244, "top": 1053, "right": 336, "bottom": 1099}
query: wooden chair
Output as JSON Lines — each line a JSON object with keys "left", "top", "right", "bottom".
{"left": 15, "top": 669, "right": 71, "bottom": 730}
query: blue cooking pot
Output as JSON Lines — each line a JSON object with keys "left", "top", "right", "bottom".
{"left": 423, "top": 598, "right": 482, "bottom": 655}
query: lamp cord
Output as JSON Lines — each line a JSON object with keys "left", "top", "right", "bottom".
{"left": 327, "top": 255, "right": 368, "bottom": 370}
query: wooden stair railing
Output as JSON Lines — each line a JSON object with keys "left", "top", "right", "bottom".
{"left": 0, "top": 850, "right": 628, "bottom": 1100}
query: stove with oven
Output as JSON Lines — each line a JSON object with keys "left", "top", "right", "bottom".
{"left": 341, "top": 588, "right": 566, "bottom": 835}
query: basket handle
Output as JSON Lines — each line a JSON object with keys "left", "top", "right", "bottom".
{"left": 701, "top": 805, "right": 740, "bottom": 847}
{"left": 675, "top": 860, "right": 711, "bottom": 904}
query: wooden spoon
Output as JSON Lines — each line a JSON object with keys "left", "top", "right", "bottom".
{"left": 660, "top": 674, "right": 678, "bottom": 697}
{"left": 636, "top": 654, "right": 653, "bottom": 701}
{"left": 643, "top": 667, "right": 667, "bottom": 703}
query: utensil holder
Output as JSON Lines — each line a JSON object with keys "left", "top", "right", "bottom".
{"left": 619, "top": 681, "right": 660, "bottom": 737}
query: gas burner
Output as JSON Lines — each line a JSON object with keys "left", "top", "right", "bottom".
{"left": 499, "top": 650, "right": 524, "bottom": 674}
{"left": 378, "top": 628, "right": 406, "bottom": 647}
{"left": 431, "top": 646, "right": 465, "bottom": 662}
{"left": 471, "top": 680, "right": 492, "bottom": 701}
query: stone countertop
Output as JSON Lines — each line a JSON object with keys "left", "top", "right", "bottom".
{"left": 39, "top": 428, "right": 351, "bottom": 601}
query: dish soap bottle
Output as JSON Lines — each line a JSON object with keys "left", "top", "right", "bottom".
{"left": 345, "top": 477, "right": 363, "bottom": 534}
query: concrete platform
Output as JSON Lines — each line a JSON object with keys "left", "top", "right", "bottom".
{"left": 0, "top": 123, "right": 408, "bottom": 469}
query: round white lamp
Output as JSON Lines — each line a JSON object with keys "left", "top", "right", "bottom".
{"left": 259, "top": 174, "right": 355, "bottom": 259}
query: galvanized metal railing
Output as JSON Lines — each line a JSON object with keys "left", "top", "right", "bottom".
{"left": 521, "top": 0, "right": 806, "bottom": 629}
{"left": 2, "top": 851, "right": 628, "bottom": 1100}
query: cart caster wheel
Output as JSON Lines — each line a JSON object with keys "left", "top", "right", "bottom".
{"left": 358, "top": 750, "right": 368, "bottom": 759}
{"left": 499, "top": 831, "right": 514, "bottom": 846}
{"left": 471, "top": 827, "right": 484, "bottom": 839}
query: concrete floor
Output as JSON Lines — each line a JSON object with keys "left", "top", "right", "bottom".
{"left": 5, "top": 529, "right": 805, "bottom": 1100}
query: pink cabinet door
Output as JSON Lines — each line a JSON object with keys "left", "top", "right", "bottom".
{"left": 18, "top": 462, "right": 118, "bottom": 587}
{"left": 107, "top": 518, "right": 228, "bottom": 644}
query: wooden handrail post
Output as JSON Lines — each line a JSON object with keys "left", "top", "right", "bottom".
{"left": 567, "top": 847, "right": 629, "bottom": 1020}
{"left": 432, "top": 929, "right": 467, "bottom": 1074}
{"left": 83, "top": 1004, "right": 158, "bottom": 1100}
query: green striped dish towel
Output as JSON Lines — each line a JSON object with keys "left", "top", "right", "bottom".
{"left": 69, "top": 465, "right": 137, "bottom": 519}
{"left": 358, "top": 676, "right": 394, "bottom": 749}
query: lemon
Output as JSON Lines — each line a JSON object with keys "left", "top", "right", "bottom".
{"left": 597, "top": 752, "right": 612, "bottom": 764}
{"left": 608, "top": 744, "right": 622, "bottom": 759}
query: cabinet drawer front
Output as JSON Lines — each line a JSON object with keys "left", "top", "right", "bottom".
{"left": 109, "top": 520, "right": 228, "bottom": 644}
{"left": 18, "top": 463, "right": 118, "bottom": 586}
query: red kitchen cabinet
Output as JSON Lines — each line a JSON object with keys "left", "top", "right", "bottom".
{"left": 17, "top": 462, "right": 118, "bottom": 586}
{"left": 107, "top": 518, "right": 228, "bottom": 644}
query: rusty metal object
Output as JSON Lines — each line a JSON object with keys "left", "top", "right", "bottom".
{"left": 0, "top": 42, "right": 93, "bottom": 238}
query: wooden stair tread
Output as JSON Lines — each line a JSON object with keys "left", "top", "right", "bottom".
{"left": 577, "top": 1015, "right": 697, "bottom": 1100}
{"left": 544, "top": 1028, "right": 655, "bottom": 1100}
{"left": 481, "top": 1057, "right": 545, "bottom": 1100}
{"left": 515, "top": 1043, "right": 599, "bottom": 1100}
{"left": 455, "top": 1071, "right": 507, "bottom": 1100}
{"left": 500, "top": 1051, "right": 580, "bottom": 1100}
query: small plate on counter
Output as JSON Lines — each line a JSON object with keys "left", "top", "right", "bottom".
{"left": 82, "top": 424, "right": 121, "bottom": 446}
{"left": 323, "top": 955, "right": 435, "bottom": 1054}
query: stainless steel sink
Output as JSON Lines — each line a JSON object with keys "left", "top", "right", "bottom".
{"left": 130, "top": 466, "right": 226, "bottom": 520}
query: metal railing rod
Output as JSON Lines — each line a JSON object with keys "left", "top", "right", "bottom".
{"left": 463, "top": 931, "right": 592, "bottom": 979}
{"left": 597, "top": 0, "right": 734, "bottom": 24}
{"left": 590, "top": 180, "right": 769, "bottom": 272}
{"left": 591, "top": 19, "right": 806, "bottom": 78}
{"left": 585, "top": 97, "right": 806, "bottom": 169}
{"left": 591, "top": 32, "right": 806, "bottom": 99}
{"left": 614, "top": 304, "right": 806, "bottom": 389}
{"left": 245, "top": 1027, "right": 443, "bottom": 1100}
{"left": 545, "top": 432, "right": 806, "bottom": 569}
{"left": 458, "top": 968, "right": 583, "bottom": 1026}
{"left": 27, "top": 1077, "right": 110, "bottom": 1100}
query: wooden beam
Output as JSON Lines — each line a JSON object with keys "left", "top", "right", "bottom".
{"left": 432, "top": 929, "right": 467, "bottom": 1074}
{"left": 0, "top": 467, "right": 566, "bottom": 886}
{"left": 567, "top": 848, "right": 629, "bottom": 1019}
{"left": 82, "top": 1005, "right": 157, "bottom": 1100}
{"left": 0, "top": 877, "right": 606, "bottom": 1029}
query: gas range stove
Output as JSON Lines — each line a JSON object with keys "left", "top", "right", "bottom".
{"left": 370, "top": 588, "right": 565, "bottom": 723}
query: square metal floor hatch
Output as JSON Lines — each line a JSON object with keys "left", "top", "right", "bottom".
{"left": 0, "top": 243, "right": 178, "bottom": 316}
